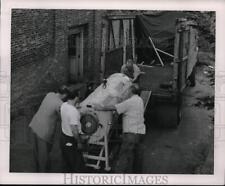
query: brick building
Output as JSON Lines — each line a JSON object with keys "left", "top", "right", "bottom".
{"left": 11, "top": 10, "right": 97, "bottom": 114}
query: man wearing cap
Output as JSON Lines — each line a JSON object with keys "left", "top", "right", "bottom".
{"left": 93, "top": 83, "right": 146, "bottom": 173}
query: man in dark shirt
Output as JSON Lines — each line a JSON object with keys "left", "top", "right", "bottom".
{"left": 29, "top": 85, "right": 69, "bottom": 172}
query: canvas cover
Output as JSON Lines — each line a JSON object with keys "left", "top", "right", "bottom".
{"left": 135, "top": 11, "right": 191, "bottom": 57}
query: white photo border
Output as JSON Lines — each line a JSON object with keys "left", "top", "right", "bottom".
{"left": 1, "top": 0, "right": 225, "bottom": 185}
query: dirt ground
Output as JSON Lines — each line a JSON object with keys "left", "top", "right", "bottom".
{"left": 10, "top": 53, "right": 214, "bottom": 173}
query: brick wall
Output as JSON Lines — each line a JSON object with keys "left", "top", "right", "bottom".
{"left": 11, "top": 9, "right": 55, "bottom": 69}
{"left": 11, "top": 9, "right": 68, "bottom": 119}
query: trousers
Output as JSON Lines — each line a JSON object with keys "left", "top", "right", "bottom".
{"left": 114, "top": 133, "right": 144, "bottom": 173}
{"left": 60, "top": 132, "right": 85, "bottom": 173}
{"left": 31, "top": 130, "right": 52, "bottom": 172}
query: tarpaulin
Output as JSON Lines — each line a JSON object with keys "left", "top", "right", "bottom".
{"left": 135, "top": 11, "right": 191, "bottom": 54}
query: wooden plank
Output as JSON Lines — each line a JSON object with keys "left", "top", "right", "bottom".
{"left": 75, "top": 34, "right": 79, "bottom": 80}
{"left": 112, "top": 20, "right": 120, "bottom": 48}
{"left": 178, "top": 30, "right": 185, "bottom": 92}
{"left": 83, "top": 154, "right": 106, "bottom": 161}
{"left": 85, "top": 164, "right": 101, "bottom": 169}
{"left": 123, "top": 20, "right": 128, "bottom": 64}
{"left": 100, "top": 24, "right": 107, "bottom": 79}
{"left": 140, "top": 91, "right": 152, "bottom": 111}
{"left": 187, "top": 27, "right": 198, "bottom": 78}
{"left": 79, "top": 29, "right": 84, "bottom": 79}
{"left": 183, "top": 30, "right": 189, "bottom": 80}
{"left": 109, "top": 21, "right": 115, "bottom": 50}
{"left": 148, "top": 36, "right": 164, "bottom": 67}
{"left": 156, "top": 48, "right": 174, "bottom": 58}
{"left": 137, "top": 64, "right": 154, "bottom": 68}
{"left": 104, "top": 134, "right": 110, "bottom": 170}
{"left": 109, "top": 30, "right": 114, "bottom": 50}
{"left": 96, "top": 146, "right": 105, "bottom": 168}
{"left": 119, "top": 20, "right": 123, "bottom": 46}
{"left": 131, "top": 19, "right": 135, "bottom": 59}
{"left": 107, "top": 15, "right": 136, "bottom": 20}
{"left": 173, "top": 29, "right": 180, "bottom": 91}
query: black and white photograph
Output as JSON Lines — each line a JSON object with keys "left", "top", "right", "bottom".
{"left": 1, "top": 0, "right": 225, "bottom": 185}
{"left": 9, "top": 8, "right": 215, "bottom": 174}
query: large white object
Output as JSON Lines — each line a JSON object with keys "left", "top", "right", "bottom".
{"left": 79, "top": 73, "right": 132, "bottom": 143}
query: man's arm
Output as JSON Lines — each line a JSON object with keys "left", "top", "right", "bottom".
{"left": 70, "top": 125, "right": 82, "bottom": 149}
{"left": 132, "top": 71, "right": 145, "bottom": 83}
{"left": 93, "top": 104, "right": 116, "bottom": 111}
{"left": 93, "top": 99, "right": 129, "bottom": 115}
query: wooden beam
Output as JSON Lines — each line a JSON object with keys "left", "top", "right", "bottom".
{"left": 109, "top": 22, "right": 115, "bottom": 50}
{"left": 100, "top": 24, "right": 107, "bottom": 79}
{"left": 123, "top": 20, "right": 128, "bottom": 64}
{"left": 85, "top": 164, "right": 101, "bottom": 169}
{"left": 107, "top": 15, "right": 136, "bottom": 20}
{"left": 131, "top": 19, "right": 135, "bottom": 59}
{"left": 112, "top": 20, "right": 120, "bottom": 48}
{"left": 96, "top": 146, "right": 105, "bottom": 168}
{"left": 148, "top": 36, "right": 164, "bottom": 67}
{"left": 137, "top": 64, "right": 154, "bottom": 68}
{"left": 80, "top": 28, "right": 84, "bottom": 79}
{"left": 83, "top": 154, "right": 106, "bottom": 161}
{"left": 140, "top": 91, "right": 152, "bottom": 112}
{"left": 156, "top": 48, "right": 174, "bottom": 58}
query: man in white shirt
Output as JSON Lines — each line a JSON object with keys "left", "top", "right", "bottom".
{"left": 93, "top": 83, "right": 146, "bottom": 173}
{"left": 60, "top": 90, "right": 85, "bottom": 173}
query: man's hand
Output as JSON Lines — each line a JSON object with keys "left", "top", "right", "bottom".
{"left": 93, "top": 103, "right": 116, "bottom": 111}
{"left": 80, "top": 134, "right": 90, "bottom": 143}
{"left": 77, "top": 142, "right": 83, "bottom": 150}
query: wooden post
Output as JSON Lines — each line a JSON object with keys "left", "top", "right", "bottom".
{"left": 131, "top": 19, "right": 135, "bottom": 59}
{"left": 80, "top": 28, "right": 84, "bottom": 79}
{"left": 104, "top": 133, "right": 110, "bottom": 171}
{"left": 173, "top": 28, "right": 180, "bottom": 91}
{"left": 177, "top": 27, "right": 184, "bottom": 126}
{"left": 96, "top": 147, "right": 104, "bottom": 169}
{"left": 112, "top": 20, "right": 120, "bottom": 48}
{"left": 156, "top": 48, "right": 174, "bottom": 58}
{"left": 100, "top": 23, "right": 107, "bottom": 79}
{"left": 123, "top": 21, "right": 127, "bottom": 64}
